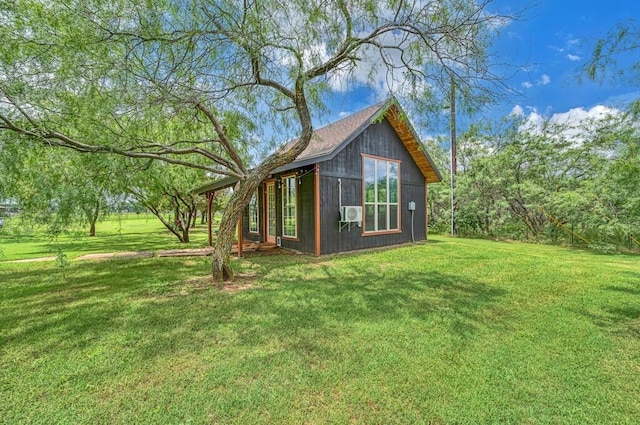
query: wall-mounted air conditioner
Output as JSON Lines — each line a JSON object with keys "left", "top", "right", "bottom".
{"left": 341, "top": 206, "right": 362, "bottom": 223}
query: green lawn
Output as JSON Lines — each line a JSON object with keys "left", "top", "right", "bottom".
{"left": 0, "top": 213, "right": 209, "bottom": 261}
{"left": 1, "top": 236, "right": 639, "bottom": 424}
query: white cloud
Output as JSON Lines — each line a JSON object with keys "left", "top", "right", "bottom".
{"left": 510, "top": 105, "right": 524, "bottom": 117}
{"left": 517, "top": 105, "right": 621, "bottom": 142}
{"left": 566, "top": 38, "right": 580, "bottom": 48}
{"left": 523, "top": 109, "right": 545, "bottom": 129}
{"left": 521, "top": 74, "right": 550, "bottom": 89}
{"left": 567, "top": 54, "right": 581, "bottom": 61}
{"left": 550, "top": 37, "right": 581, "bottom": 52}
{"left": 549, "top": 105, "right": 618, "bottom": 126}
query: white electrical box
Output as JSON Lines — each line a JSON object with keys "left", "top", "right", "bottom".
{"left": 408, "top": 201, "right": 416, "bottom": 211}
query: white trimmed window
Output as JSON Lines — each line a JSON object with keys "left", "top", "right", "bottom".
{"left": 281, "top": 175, "right": 297, "bottom": 238}
{"left": 249, "top": 190, "right": 259, "bottom": 233}
{"left": 363, "top": 156, "right": 400, "bottom": 233}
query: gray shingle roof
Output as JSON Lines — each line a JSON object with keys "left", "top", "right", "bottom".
{"left": 276, "top": 100, "right": 388, "bottom": 167}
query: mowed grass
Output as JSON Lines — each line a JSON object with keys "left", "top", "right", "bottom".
{"left": 0, "top": 213, "right": 209, "bottom": 261}
{"left": 1, "top": 236, "right": 639, "bottom": 424}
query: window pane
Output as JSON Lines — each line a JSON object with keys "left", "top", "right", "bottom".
{"left": 389, "top": 205, "right": 398, "bottom": 230}
{"left": 365, "top": 205, "right": 376, "bottom": 232}
{"left": 377, "top": 205, "right": 387, "bottom": 231}
{"left": 377, "top": 160, "right": 387, "bottom": 203}
{"left": 388, "top": 162, "right": 398, "bottom": 203}
{"left": 364, "top": 158, "right": 375, "bottom": 203}
{"left": 362, "top": 157, "right": 400, "bottom": 233}
{"left": 282, "top": 176, "right": 297, "bottom": 237}
{"left": 249, "top": 191, "right": 259, "bottom": 232}
{"left": 267, "top": 185, "right": 276, "bottom": 236}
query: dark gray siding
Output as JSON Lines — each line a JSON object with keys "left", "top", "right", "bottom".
{"left": 319, "top": 118, "right": 426, "bottom": 255}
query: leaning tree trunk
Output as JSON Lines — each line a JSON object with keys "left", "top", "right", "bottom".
{"left": 211, "top": 205, "right": 239, "bottom": 282}
{"left": 211, "top": 178, "right": 262, "bottom": 282}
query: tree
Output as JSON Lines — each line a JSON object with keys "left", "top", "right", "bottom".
{"left": 124, "top": 162, "right": 208, "bottom": 243}
{"left": 0, "top": 138, "right": 125, "bottom": 237}
{"left": 455, "top": 124, "right": 507, "bottom": 235}
{"left": 0, "top": 0, "right": 515, "bottom": 281}
{"left": 584, "top": 114, "right": 640, "bottom": 246}
{"left": 421, "top": 137, "right": 451, "bottom": 233}
{"left": 439, "top": 108, "right": 638, "bottom": 247}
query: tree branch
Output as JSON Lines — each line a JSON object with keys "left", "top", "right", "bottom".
{"left": 194, "top": 102, "right": 247, "bottom": 176}
{"left": 0, "top": 114, "right": 242, "bottom": 178}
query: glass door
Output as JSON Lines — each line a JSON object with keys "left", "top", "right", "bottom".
{"left": 265, "top": 181, "right": 276, "bottom": 243}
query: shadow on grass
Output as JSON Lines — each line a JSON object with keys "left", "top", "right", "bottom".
{"left": 46, "top": 232, "right": 203, "bottom": 255}
{"left": 603, "top": 283, "right": 640, "bottom": 296}
{"left": 0, "top": 227, "right": 209, "bottom": 260}
{"left": 1, "top": 250, "right": 507, "bottom": 374}
{"left": 579, "top": 307, "right": 640, "bottom": 339}
{"left": 576, "top": 278, "right": 640, "bottom": 339}
{"left": 1, "top": 258, "right": 210, "bottom": 358}
{"left": 232, "top": 251, "right": 508, "bottom": 349}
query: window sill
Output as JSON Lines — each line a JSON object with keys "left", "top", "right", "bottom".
{"left": 281, "top": 236, "right": 300, "bottom": 242}
{"left": 362, "top": 229, "right": 402, "bottom": 237}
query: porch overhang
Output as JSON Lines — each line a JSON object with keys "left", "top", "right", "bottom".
{"left": 193, "top": 176, "right": 239, "bottom": 195}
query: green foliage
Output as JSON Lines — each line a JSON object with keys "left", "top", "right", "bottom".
{"left": 0, "top": 140, "right": 127, "bottom": 237}
{"left": 429, "top": 112, "right": 640, "bottom": 249}
{"left": 584, "top": 20, "right": 640, "bottom": 86}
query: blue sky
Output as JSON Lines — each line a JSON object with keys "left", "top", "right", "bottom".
{"left": 491, "top": 0, "right": 638, "bottom": 117}
{"left": 318, "top": 0, "right": 638, "bottom": 132}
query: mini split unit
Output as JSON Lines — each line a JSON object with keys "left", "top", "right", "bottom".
{"left": 340, "top": 206, "right": 362, "bottom": 223}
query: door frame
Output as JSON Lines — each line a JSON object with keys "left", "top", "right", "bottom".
{"left": 264, "top": 180, "right": 276, "bottom": 244}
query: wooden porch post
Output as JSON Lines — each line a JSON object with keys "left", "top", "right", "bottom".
{"left": 207, "top": 191, "right": 215, "bottom": 247}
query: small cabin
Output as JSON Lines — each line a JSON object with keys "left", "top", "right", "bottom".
{"left": 196, "top": 98, "right": 442, "bottom": 256}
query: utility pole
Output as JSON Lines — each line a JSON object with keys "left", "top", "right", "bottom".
{"left": 450, "top": 76, "right": 457, "bottom": 236}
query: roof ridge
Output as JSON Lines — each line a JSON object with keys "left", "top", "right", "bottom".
{"left": 314, "top": 98, "right": 390, "bottom": 132}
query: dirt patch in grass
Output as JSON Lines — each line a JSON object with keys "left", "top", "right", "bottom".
{"left": 8, "top": 256, "right": 57, "bottom": 263}
{"left": 178, "top": 274, "right": 257, "bottom": 294}
{"left": 76, "top": 251, "right": 154, "bottom": 261}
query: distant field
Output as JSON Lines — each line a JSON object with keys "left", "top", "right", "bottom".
{"left": 1, "top": 236, "right": 639, "bottom": 423}
{"left": 0, "top": 213, "right": 210, "bottom": 261}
